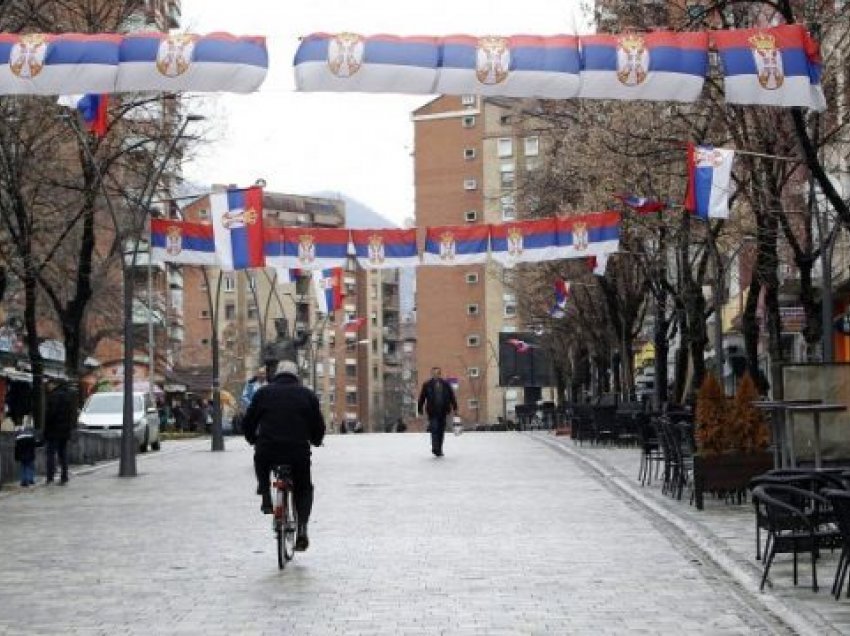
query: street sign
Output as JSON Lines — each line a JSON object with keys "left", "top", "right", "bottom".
{"left": 834, "top": 314, "right": 850, "bottom": 336}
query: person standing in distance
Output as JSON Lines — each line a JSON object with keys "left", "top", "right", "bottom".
{"left": 242, "top": 360, "right": 325, "bottom": 552}
{"left": 418, "top": 367, "right": 457, "bottom": 457}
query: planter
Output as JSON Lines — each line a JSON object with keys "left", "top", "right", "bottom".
{"left": 693, "top": 451, "right": 773, "bottom": 510}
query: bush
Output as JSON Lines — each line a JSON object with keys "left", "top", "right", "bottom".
{"left": 695, "top": 372, "right": 769, "bottom": 456}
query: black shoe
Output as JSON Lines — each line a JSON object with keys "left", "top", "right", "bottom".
{"left": 435, "top": 450, "right": 444, "bottom": 457}
{"left": 60, "top": 476, "right": 69, "bottom": 485}
{"left": 260, "top": 492, "right": 272, "bottom": 514}
{"left": 45, "top": 478, "right": 54, "bottom": 485}
{"left": 295, "top": 525, "right": 309, "bottom": 551}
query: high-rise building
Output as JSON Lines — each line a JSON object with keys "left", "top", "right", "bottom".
{"left": 413, "top": 96, "right": 548, "bottom": 425}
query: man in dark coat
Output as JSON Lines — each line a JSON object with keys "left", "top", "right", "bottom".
{"left": 242, "top": 360, "right": 325, "bottom": 551}
{"left": 44, "top": 379, "right": 77, "bottom": 484}
{"left": 6, "top": 379, "right": 32, "bottom": 428}
{"left": 417, "top": 367, "right": 458, "bottom": 457}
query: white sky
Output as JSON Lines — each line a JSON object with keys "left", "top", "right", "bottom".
{"left": 180, "top": 1, "right": 591, "bottom": 226}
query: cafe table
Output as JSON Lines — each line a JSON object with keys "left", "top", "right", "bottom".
{"left": 784, "top": 402, "right": 848, "bottom": 469}
{"left": 752, "top": 400, "right": 821, "bottom": 469}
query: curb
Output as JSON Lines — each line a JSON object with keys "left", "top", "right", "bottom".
{"left": 531, "top": 432, "right": 841, "bottom": 636}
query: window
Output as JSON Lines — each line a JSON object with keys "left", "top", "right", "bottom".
{"left": 223, "top": 275, "right": 235, "bottom": 292}
{"left": 463, "top": 148, "right": 476, "bottom": 160}
{"left": 464, "top": 210, "right": 478, "bottom": 223}
{"left": 247, "top": 306, "right": 257, "bottom": 320}
{"left": 199, "top": 280, "right": 207, "bottom": 291}
{"left": 461, "top": 94, "right": 476, "bottom": 106}
{"left": 497, "top": 138, "right": 513, "bottom": 158}
{"left": 345, "top": 364, "right": 357, "bottom": 378}
{"left": 224, "top": 304, "right": 236, "bottom": 320}
{"left": 200, "top": 338, "right": 210, "bottom": 346}
{"left": 197, "top": 209, "right": 210, "bottom": 221}
{"left": 499, "top": 114, "right": 511, "bottom": 125}
{"left": 372, "top": 366, "right": 378, "bottom": 380}
{"left": 501, "top": 194, "right": 516, "bottom": 220}
{"left": 526, "top": 159, "right": 540, "bottom": 172}
{"left": 504, "top": 303, "right": 518, "bottom": 318}
{"left": 345, "top": 392, "right": 357, "bottom": 406}
{"left": 466, "top": 334, "right": 481, "bottom": 348}
{"left": 500, "top": 163, "right": 515, "bottom": 188}
{"left": 462, "top": 115, "right": 476, "bottom": 128}
{"left": 199, "top": 309, "right": 210, "bottom": 319}
{"left": 465, "top": 272, "right": 479, "bottom": 284}
{"left": 468, "top": 399, "right": 480, "bottom": 410}
{"left": 371, "top": 311, "right": 378, "bottom": 326}
{"left": 463, "top": 178, "right": 478, "bottom": 191}
{"left": 467, "top": 304, "right": 479, "bottom": 316}
{"left": 468, "top": 367, "right": 480, "bottom": 378}
{"left": 524, "top": 136, "right": 540, "bottom": 157}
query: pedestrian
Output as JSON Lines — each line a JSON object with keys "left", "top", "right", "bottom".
{"left": 14, "top": 424, "right": 41, "bottom": 486}
{"left": 240, "top": 368, "right": 266, "bottom": 410}
{"left": 242, "top": 360, "right": 325, "bottom": 551}
{"left": 44, "top": 378, "right": 76, "bottom": 485}
{"left": 417, "top": 367, "right": 458, "bottom": 457}
{"left": 188, "top": 400, "right": 204, "bottom": 433}
{"left": 6, "top": 379, "right": 32, "bottom": 428}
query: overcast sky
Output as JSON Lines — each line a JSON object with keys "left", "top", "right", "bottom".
{"left": 180, "top": 1, "right": 590, "bottom": 226}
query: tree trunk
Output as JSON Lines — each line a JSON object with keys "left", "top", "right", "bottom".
{"left": 22, "top": 259, "right": 44, "bottom": 430}
{"left": 743, "top": 277, "right": 762, "bottom": 385}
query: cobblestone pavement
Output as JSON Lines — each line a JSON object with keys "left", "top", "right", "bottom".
{"left": 0, "top": 432, "right": 796, "bottom": 635}
{"left": 532, "top": 433, "right": 850, "bottom": 635}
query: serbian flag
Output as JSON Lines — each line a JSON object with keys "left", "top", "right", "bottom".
{"left": 116, "top": 32, "right": 268, "bottom": 94}
{"left": 264, "top": 226, "right": 350, "bottom": 270}
{"left": 57, "top": 93, "right": 109, "bottom": 137}
{"left": 210, "top": 186, "right": 265, "bottom": 271}
{"left": 614, "top": 194, "right": 665, "bottom": 214}
{"left": 550, "top": 277, "right": 571, "bottom": 318}
{"left": 435, "top": 35, "right": 581, "bottom": 99}
{"left": 275, "top": 268, "right": 302, "bottom": 284}
{"left": 342, "top": 316, "right": 367, "bottom": 333}
{"left": 312, "top": 268, "right": 343, "bottom": 314}
{"left": 295, "top": 33, "right": 440, "bottom": 94}
{"left": 587, "top": 253, "right": 610, "bottom": 276}
{"left": 150, "top": 218, "right": 217, "bottom": 266}
{"left": 712, "top": 25, "right": 826, "bottom": 111}
{"left": 350, "top": 228, "right": 418, "bottom": 269}
{"left": 579, "top": 31, "right": 709, "bottom": 102}
{"left": 490, "top": 218, "right": 558, "bottom": 267}
{"left": 421, "top": 225, "right": 489, "bottom": 266}
{"left": 555, "top": 212, "right": 621, "bottom": 260}
{"left": 685, "top": 143, "right": 735, "bottom": 220}
{"left": 0, "top": 33, "right": 120, "bottom": 95}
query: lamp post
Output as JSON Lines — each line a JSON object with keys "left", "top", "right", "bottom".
{"left": 119, "top": 114, "right": 204, "bottom": 476}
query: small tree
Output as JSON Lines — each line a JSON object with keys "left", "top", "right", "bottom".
{"left": 695, "top": 373, "right": 729, "bottom": 455}
{"left": 730, "top": 373, "right": 769, "bottom": 454}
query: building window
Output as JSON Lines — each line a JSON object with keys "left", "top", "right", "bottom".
{"left": 468, "top": 399, "right": 479, "bottom": 410}
{"left": 345, "top": 364, "right": 357, "bottom": 378}
{"left": 346, "top": 392, "right": 357, "bottom": 406}
{"left": 223, "top": 275, "right": 235, "bottom": 292}
{"left": 462, "top": 115, "right": 476, "bottom": 128}
{"left": 197, "top": 209, "right": 210, "bottom": 221}
{"left": 464, "top": 210, "right": 478, "bottom": 223}
{"left": 499, "top": 114, "right": 511, "bottom": 125}
{"left": 463, "top": 148, "right": 476, "bottom": 160}
{"left": 199, "top": 280, "right": 207, "bottom": 291}
{"left": 501, "top": 194, "right": 516, "bottom": 220}
{"left": 224, "top": 303, "right": 236, "bottom": 320}
{"left": 497, "top": 137, "right": 513, "bottom": 157}
{"left": 468, "top": 367, "right": 480, "bottom": 378}
{"left": 200, "top": 338, "right": 209, "bottom": 346}
{"left": 465, "top": 272, "right": 479, "bottom": 284}
{"left": 463, "top": 178, "right": 478, "bottom": 191}
{"left": 500, "top": 163, "right": 515, "bottom": 188}
{"left": 461, "top": 94, "right": 476, "bottom": 106}
{"left": 467, "top": 334, "right": 481, "bottom": 347}
{"left": 524, "top": 136, "right": 540, "bottom": 157}
{"left": 467, "top": 304, "right": 479, "bottom": 316}
{"left": 526, "top": 159, "right": 540, "bottom": 172}
{"left": 199, "top": 309, "right": 210, "bottom": 319}
{"left": 247, "top": 306, "right": 257, "bottom": 320}
{"left": 372, "top": 366, "right": 378, "bottom": 380}
{"left": 504, "top": 303, "right": 518, "bottom": 318}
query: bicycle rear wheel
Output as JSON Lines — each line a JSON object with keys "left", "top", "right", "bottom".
{"left": 275, "top": 485, "right": 286, "bottom": 569}
{"left": 282, "top": 487, "right": 297, "bottom": 561}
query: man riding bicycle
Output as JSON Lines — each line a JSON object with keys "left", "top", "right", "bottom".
{"left": 242, "top": 359, "right": 325, "bottom": 551}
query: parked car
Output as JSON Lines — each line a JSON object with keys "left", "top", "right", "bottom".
{"left": 78, "top": 391, "right": 161, "bottom": 452}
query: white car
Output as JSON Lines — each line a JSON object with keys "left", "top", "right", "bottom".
{"left": 78, "top": 391, "right": 161, "bottom": 452}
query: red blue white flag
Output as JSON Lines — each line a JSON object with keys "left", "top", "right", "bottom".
{"left": 712, "top": 25, "right": 825, "bottom": 111}
{"left": 685, "top": 143, "right": 735, "bottom": 220}
{"left": 342, "top": 316, "right": 367, "bottom": 333}
{"left": 614, "top": 194, "right": 665, "bottom": 214}
{"left": 210, "top": 186, "right": 265, "bottom": 271}
{"left": 579, "top": 31, "right": 709, "bottom": 102}
{"left": 350, "top": 228, "right": 418, "bottom": 269}
{"left": 116, "top": 32, "right": 268, "bottom": 93}
{"left": 312, "top": 267, "right": 343, "bottom": 314}
{"left": 264, "top": 226, "right": 350, "bottom": 270}
{"left": 57, "top": 93, "right": 109, "bottom": 137}
{"left": 555, "top": 212, "right": 621, "bottom": 260}
{"left": 150, "top": 218, "right": 217, "bottom": 266}
{"left": 489, "top": 218, "right": 558, "bottom": 267}
{"left": 0, "top": 33, "right": 120, "bottom": 95}
{"left": 422, "top": 225, "right": 489, "bottom": 266}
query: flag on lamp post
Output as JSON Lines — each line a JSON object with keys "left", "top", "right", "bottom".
{"left": 685, "top": 143, "right": 735, "bottom": 219}
{"left": 210, "top": 186, "right": 265, "bottom": 271}
{"left": 57, "top": 93, "right": 109, "bottom": 137}
{"left": 342, "top": 317, "right": 366, "bottom": 333}
{"left": 312, "top": 267, "right": 343, "bottom": 314}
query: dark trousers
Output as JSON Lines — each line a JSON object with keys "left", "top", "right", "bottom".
{"left": 429, "top": 416, "right": 447, "bottom": 453}
{"left": 254, "top": 446, "right": 313, "bottom": 525}
{"left": 45, "top": 439, "right": 68, "bottom": 482}
{"left": 19, "top": 460, "right": 35, "bottom": 486}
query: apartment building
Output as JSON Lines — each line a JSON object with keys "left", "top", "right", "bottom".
{"left": 413, "top": 95, "right": 546, "bottom": 424}
{"left": 176, "top": 190, "right": 402, "bottom": 430}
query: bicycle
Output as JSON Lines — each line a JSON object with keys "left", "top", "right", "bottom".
{"left": 271, "top": 464, "right": 298, "bottom": 569}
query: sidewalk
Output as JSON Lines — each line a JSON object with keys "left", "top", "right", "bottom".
{"left": 532, "top": 432, "right": 850, "bottom": 634}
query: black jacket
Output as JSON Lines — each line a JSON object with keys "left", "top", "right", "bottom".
{"left": 242, "top": 374, "right": 325, "bottom": 452}
{"left": 14, "top": 428, "right": 41, "bottom": 462}
{"left": 44, "top": 384, "right": 77, "bottom": 442}
{"left": 418, "top": 378, "right": 458, "bottom": 418}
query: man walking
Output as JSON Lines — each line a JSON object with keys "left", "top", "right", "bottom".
{"left": 418, "top": 367, "right": 457, "bottom": 457}
{"left": 44, "top": 379, "right": 76, "bottom": 484}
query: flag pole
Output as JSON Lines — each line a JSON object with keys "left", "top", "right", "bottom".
{"left": 202, "top": 267, "right": 225, "bottom": 452}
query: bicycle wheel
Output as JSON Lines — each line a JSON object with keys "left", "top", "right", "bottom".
{"left": 282, "top": 486, "right": 297, "bottom": 561}
{"left": 275, "top": 485, "right": 286, "bottom": 569}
